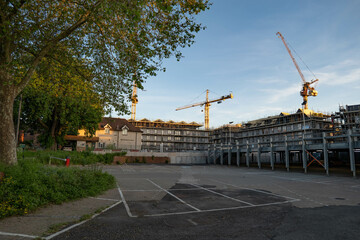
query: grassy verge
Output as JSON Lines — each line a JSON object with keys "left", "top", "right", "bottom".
{"left": 17, "top": 150, "right": 126, "bottom": 165}
{"left": 0, "top": 159, "right": 115, "bottom": 219}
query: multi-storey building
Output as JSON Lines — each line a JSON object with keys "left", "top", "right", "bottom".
{"left": 128, "top": 119, "right": 210, "bottom": 151}
{"left": 212, "top": 109, "right": 334, "bottom": 146}
{"left": 336, "top": 104, "right": 360, "bottom": 130}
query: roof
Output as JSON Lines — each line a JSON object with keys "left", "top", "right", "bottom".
{"left": 64, "top": 135, "right": 99, "bottom": 142}
{"left": 100, "top": 117, "right": 142, "bottom": 132}
{"left": 129, "top": 119, "right": 203, "bottom": 127}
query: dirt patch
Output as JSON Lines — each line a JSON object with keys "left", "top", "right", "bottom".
{"left": 113, "top": 156, "right": 170, "bottom": 164}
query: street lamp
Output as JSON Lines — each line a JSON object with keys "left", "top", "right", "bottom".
{"left": 229, "top": 121, "right": 234, "bottom": 144}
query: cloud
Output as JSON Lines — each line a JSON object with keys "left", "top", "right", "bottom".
{"left": 258, "top": 83, "right": 301, "bottom": 103}
{"left": 255, "top": 77, "right": 288, "bottom": 84}
{"left": 316, "top": 60, "right": 360, "bottom": 86}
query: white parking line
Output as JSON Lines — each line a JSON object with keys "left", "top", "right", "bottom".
{"left": 211, "top": 179, "right": 299, "bottom": 201}
{"left": 190, "top": 183, "right": 255, "bottom": 206}
{"left": 117, "top": 183, "right": 137, "bottom": 217}
{"left": 90, "top": 197, "right": 121, "bottom": 201}
{"left": 143, "top": 199, "right": 299, "bottom": 217}
{"left": 0, "top": 231, "right": 38, "bottom": 239}
{"left": 146, "top": 179, "right": 201, "bottom": 212}
{"left": 46, "top": 201, "right": 122, "bottom": 239}
{"left": 123, "top": 188, "right": 217, "bottom": 192}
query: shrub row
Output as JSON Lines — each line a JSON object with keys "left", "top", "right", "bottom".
{"left": 17, "top": 150, "right": 126, "bottom": 165}
{"left": 0, "top": 159, "right": 115, "bottom": 219}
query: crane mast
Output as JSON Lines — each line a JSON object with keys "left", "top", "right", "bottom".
{"left": 130, "top": 81, "right": 138, "bottom": 121}
{"left": 176, "top": 89, "right": 233, "bottom": 130}
{"left": 276, "top": 32, "right": 318, "bottom": 110}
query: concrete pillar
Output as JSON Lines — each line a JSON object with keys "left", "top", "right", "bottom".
{"left": 207, "top": 144, "right": 210, "bottom": 165}
{"left": 285, "top": 135, "right": 289, "bottom": 172}
{"left": 236, "top": 141, "right": 240, "bottom": 167}
{"left": 302, "top": 134, "right": 307, "bottom": 173}
{"left": 323, "top": 132, "right": 329, "bottom": 176}
{"left": 257, "top": 139, "right": 261, "bottom": 169}
{"left": 213, "top": 145, "right": 217, "bottom": 165}
{"left": 220, "top": 143, "right": 224, "bottom": 165}
{"left": 348, "top": 129, "right": 356, "bottom": 177}
{"left": 246, "top": 140, "right": 250, "bottom": 167}
{"left": 270, "top": 137, "right": 274, "bottom": 170}
{"left": 228, "top": 143, "right": 231, "bottom": 166}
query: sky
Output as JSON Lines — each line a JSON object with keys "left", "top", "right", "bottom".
{"left": 118, "top": 0, "right": 360, "bottom": 129}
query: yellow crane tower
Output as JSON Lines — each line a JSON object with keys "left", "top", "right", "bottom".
{"left": 276, "top": 32, "right": 318, "bottom": 111}
{"left": 130, "top": 81, "right": 138, "bottom": 121}
{"left": 176, "top": 90, "right": 233, "bottom": 130}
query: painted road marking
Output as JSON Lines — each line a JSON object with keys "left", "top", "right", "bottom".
{"left": 211, "top": 179, "right": 299, "bottom": 201}
{"left": 187, "top": 219, "right": 198, "bottom": 226}
{"left": 89, "top": 197, "right": 121, "bottom": 201}
{"left": 45, "top": 201, "right": 122, "bottom": 239}
{"left": 147, "top": 179, "right": 201, "bottom": 212}
{"left": 123, "top": 187, "right": 217, "bottom": 192}
{"left": 142, "top": 199, "right": 299, "bottom": 217}
{"left": 0, "top": 231, "right": 38, "bottom": 239}
{"left": 190, "top": 183, "right": 255, "bottom": 206}
{"left": 117, "top": 183, "right": 137, "bottom": 218}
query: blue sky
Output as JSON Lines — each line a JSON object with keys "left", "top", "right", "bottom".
{"left": 119, "top": 0, "right": 360, "bottom": 129}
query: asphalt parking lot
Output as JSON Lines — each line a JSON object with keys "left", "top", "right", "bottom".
{"left": 48, "top": 164, "right": 360, "bottom": 240}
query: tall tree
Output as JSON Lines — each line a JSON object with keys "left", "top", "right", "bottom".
{"left": 0, "top": 0, "right": 210, "bottom": 164}
{"left": 18, "top": 57, "right": 103, "bottom": 149}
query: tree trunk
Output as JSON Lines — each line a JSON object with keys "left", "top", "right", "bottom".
{"left": 0, "top": 85, "right": 17, "bottom": 165}
{"left": 50, "top": 117, "right": 58, "bottom": 151}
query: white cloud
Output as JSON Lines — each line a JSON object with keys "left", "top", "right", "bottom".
{"left": 255, "top": 77, "right": 288, "bottom": 84}
{"left": 316, "top": 60, "right": 360, "bottom": 86}
{"left": 258, "top": 83, "right": 301, "bottom": 104}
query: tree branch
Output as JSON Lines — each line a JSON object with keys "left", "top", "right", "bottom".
{"left": 15, "top": 0, "right": 104, "bottom": 95}
{"left": 6, "top": 0, "right": 27, "bottom": 21}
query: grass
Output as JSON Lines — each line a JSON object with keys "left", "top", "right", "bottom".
{"left": 0, "top": 159, "right": 116, "bottom": 219}
{"left": 17, "top": 149, "right": 126, "bottom": 165}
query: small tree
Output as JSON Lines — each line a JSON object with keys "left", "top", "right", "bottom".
{"left": 0, "top": 0, "right": 210, "bottom": 164}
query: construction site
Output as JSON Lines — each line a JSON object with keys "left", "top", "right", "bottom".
{"left": 126, "top": 32, "right": 360, "bottom": 177}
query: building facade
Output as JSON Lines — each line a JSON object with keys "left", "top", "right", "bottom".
{"left": 335, "top": 104, "right": 360, "bottom": 130}
{"left": 212, "top": 109, "right": 335, "bottom": 146}
{"left": 129, "top": 119, "right": 210, "bottom": 151}
{"left": 77, "top": 117, "right": 142, "bottom": 151}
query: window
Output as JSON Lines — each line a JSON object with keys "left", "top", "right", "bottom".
{"left": 104, "top": 124, "right": 111, "bottom": 134}
{"left": 122, "top": 126, "right": 128, "bottom": 135}
{"left": 98, "top": 142, "right": 105, "bottom": 148}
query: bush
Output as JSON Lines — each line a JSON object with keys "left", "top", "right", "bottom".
{"left": 17, "top": 150, "right": 126, "bottom": 166}
{"left": 0, "top": 159, "right": 115, "bottom": 219}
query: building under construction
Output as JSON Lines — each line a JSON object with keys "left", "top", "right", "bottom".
{"left": 212, "top": 109, "right": 335, "bottom": 146}
{"left": 129, "top": 119, "right": 210, "bottom": 152}
{"left": 335, "top": 104, "right": 360, "bottom": 130}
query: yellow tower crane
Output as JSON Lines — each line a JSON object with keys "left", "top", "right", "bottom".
{"left": 276, "top": 32, "right": 318, "bottom": 111}
{"left": 176, "top": 90, "right": 233, "bottom": 130}
{"left": 130, "top": 81, "right": 138, "bottom": 121}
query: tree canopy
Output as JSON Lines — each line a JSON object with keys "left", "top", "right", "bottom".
{"left": 0, "top": 0, "right": 210, "bottom": 164}
{"left": 17, "top": 57, "right": 103, "bottom": 149}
